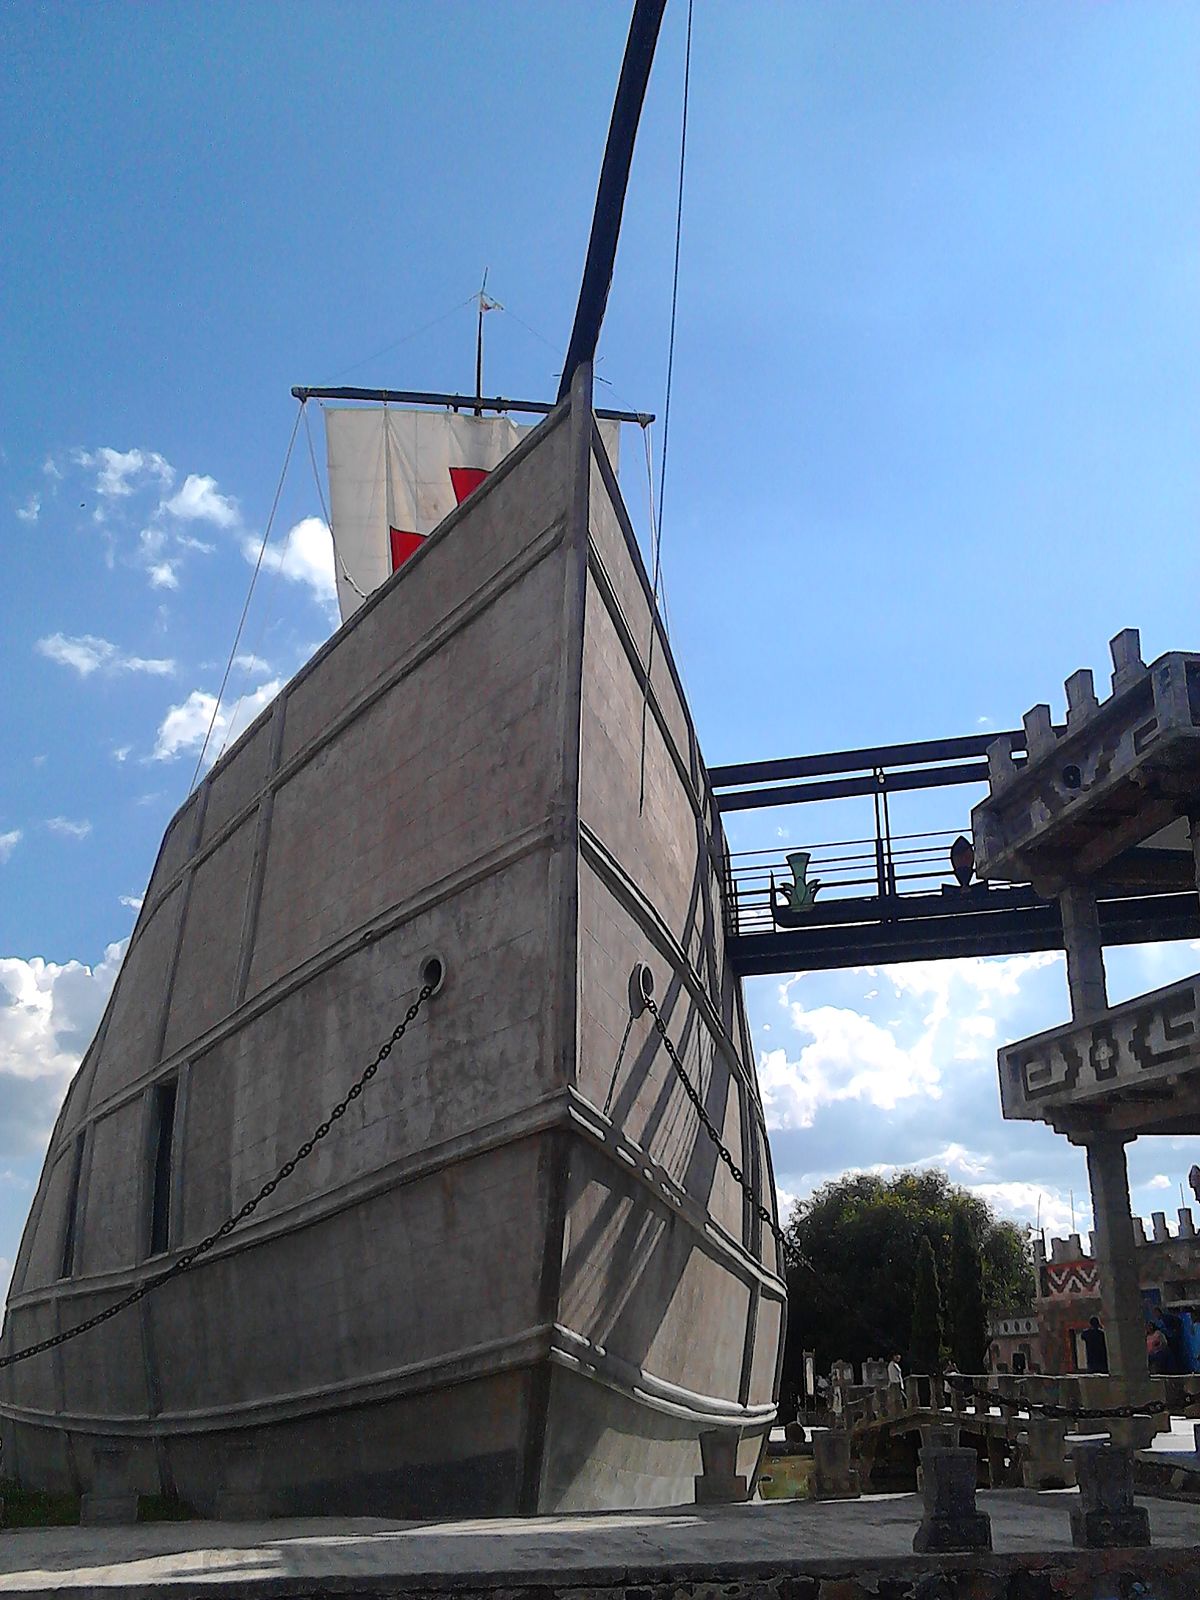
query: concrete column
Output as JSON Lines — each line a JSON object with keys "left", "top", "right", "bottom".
{"left": 1190, "top": 812, "right": 1200, "bottom": 899}
{"left": 1084, "top": 1134, "right": 1149, "bottom": 1384}
{"left": 1059, "top": 885, "right": 1108, "bottom": 1021}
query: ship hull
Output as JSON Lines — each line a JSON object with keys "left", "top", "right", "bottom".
{"left": 0, "top": 373, "right": 784, "bottom": 1516}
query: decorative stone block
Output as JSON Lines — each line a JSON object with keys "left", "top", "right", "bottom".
{"left": 912, "top": 1446, "right": 991, "bottom": 1553}
{"left": 693, "top": 1428, "right": 748, "bottom": 1505}
{"left": 1069, "top": 1441, "right": 1150, "bottom": 1549}
{"left": 809, "top": 1430, "right": 860, "bottom": 1501}
{"left": 1018, "top": 1420, "right": 1075, "bottom": 1490}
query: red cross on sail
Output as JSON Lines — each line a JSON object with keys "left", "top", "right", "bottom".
{"left": 389, "top": 465, "right": 491, "bottom": 573}
{"left": 324, "top": 407, "right": 619, "bottom": 624}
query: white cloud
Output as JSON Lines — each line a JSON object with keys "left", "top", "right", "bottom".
{"left": 15, "top": 494, "right": 40, "bottom": 524}
{"left": 164, "top": 473, "right": 238, "bottom": 528}
{"left": 176, "top": 534, "right": 216, "bottom": 554}
{"left": 112, "top": 745, "right": 131, "bottom": 764}
{"left": 760, "top": 1001, "right": 942, "bottom": 1131}
{"left": 35, "top": 633, "right": 175, "bottom": 678}
{"left": 1147, "top": 1174, "right": 1172, "bottom": 1191}
{"left": 969, "top": 1181, "right": 1085, "bottom": 1238}
{"left": 119, "top": 895, "right": 143, "bottom": 912}
{"left": 152, "top": 679, "right": 282, "bottom": 766}
{"left": 249, "top": 516, "right": 337, "bottom": 610}
{"left": 76, "top": 447, "right": 173, "bottom": 500}
{"left": 147, "top": 561, "right": 180, "bottom": 590}
{"left": 0, "top": 832, "right": 21, "bottom": 865}
{"left": 42, "top": 456, "right": 63, "bottom": 481}
{"left": 233, "top": 653, "right": 272, "bottom": 677}
{"left": 0, "top": 941, "right": 127, "bottom": 1155}
{"left": 45, "top": 818, "right": 91, "bottom": 840}
{"left": 0, "top": 945, "right": 126, "bottom": 1080}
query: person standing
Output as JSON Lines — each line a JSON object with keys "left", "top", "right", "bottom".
{"left": 1080, "top": 1315, "right": 1108, "bottom": 1373}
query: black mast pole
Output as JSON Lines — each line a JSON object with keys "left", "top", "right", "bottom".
{"left": 556, "top": 0, "right": 668, "bottom": 403}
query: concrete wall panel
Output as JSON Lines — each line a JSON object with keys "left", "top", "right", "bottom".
{"left": 77, "top": 1102, "right": 144, "bottom": 1277}
{"left": 180, "top": 848, "right": 555, "bottom": 1242}
{"left": 148, "top": 1137, "right": 545, "bottom": 1422}
{"left": 247, "top": 549, "right": 566, "bottom": 996}
{"left": 201, "top": 712, "right": 275, "bottom": 846}
{"left": 163, "top": 817, "right": 256, "bottom": 1055}
{"left": 87, "top": 886, "right": 183, "bottom": 1106}
{"left": 16, "top": 1153, "right": 72, "bottom": 1294}
{"left": 281, "top": 412, "right": 571, "bottom": 766}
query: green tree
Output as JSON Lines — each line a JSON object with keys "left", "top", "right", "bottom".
{"left": 948, "top": 1208, "right": 989, "bottom": 1371}
{"left": 780, "top": 1168, "right": 1034, "bottom": 1402}
{"left": 909, "top": 1235, "right": 943, "bottom": 1374}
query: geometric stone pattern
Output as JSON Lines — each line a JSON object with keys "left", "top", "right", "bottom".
{"left": 998, "top": 971, "right": 1200, "bottom": 1131}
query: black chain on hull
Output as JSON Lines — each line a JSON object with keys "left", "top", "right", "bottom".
{"left": 0, "top": 986, "right": 433, "bottom": 1370}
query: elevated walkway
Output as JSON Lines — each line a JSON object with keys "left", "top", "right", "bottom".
{"left": 713, "top": 732, "right": 1200, "bottom": 974}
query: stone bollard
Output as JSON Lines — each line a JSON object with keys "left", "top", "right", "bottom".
{"left": 1017, "top": 1419, "right": 1075, "bottom": 1489}
{"left": 912, "top": 1446, "right": 992, "bottom": 1553}
{"left": 1069, "top": 1442, "right": 1150, "bottom": 1549}
{"left": 80, "top": 1441, "right": 139, "bottom": 1526}
{"left": 809, "top": 1429, "right": 861, "bottom": 1500}
{"left": 915, "top": 1423, "right": 959, "bottom": 1492}
{"left": 693, "top": 1428, "right": 748, "bottom": 1505}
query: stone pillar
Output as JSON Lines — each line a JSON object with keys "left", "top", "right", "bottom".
{"left": 1083, "top": 1134, "right": 1149, "bottom": 1384}
{"left": 809, "top": 1430, "right": 861, "bottom": 1500}
{"left": 1018, "top": 1420, "right": 1075, "bottom": 1490}
{"left": 1059, "top": 885, "right": 1108, "bottom": 1021}
{"left": 693, "top": 1428, "right": 748, "bottom": 1504}
{"left": 912, "top": 1446, "right": 992, "bottom": 1553}
{"left": 1069, "top": 1442, "right": 1150, "bottom": 1549}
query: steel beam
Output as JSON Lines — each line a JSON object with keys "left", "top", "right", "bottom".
{"left": 710, "top": 731, "right": 1026, "bottom": 791}
{"left": 728, "top": 891, "right": 1200, "bottom": 977}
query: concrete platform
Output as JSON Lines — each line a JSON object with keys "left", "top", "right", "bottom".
{"left": 0, "top": 1491, "right": 1196, "bottom": 1600}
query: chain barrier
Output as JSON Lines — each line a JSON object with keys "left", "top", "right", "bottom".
{"left": 0, "top": 986, "right": 434, "bottom": 1371}
{"left": 948, "top": 1375, "right": 1200, "bottom": 1422}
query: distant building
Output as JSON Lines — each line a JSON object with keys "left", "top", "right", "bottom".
{"left": 1033, "top": 1209, "right": 1200, "bottom": 1375}
{"left": 986, "top": 1309, "right": 1041, "bottom": 1374}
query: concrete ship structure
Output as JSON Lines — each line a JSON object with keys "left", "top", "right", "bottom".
{"left": 0, "top": 376, "right": 785, "bottom": 1517}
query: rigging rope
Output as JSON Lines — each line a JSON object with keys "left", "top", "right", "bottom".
{"left": 638, "top": 0, "right": 692, "bottom": 814}
{"left": 187, "top": 404, "right": 303, "bottom": 793}
{"left": 304, "top": 400, "right": 366, "bottom": 601}
{"left": 321, "top": 295, "right": 478, "bottom": 386}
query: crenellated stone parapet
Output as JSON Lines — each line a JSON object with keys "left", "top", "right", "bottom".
{"left": 972, "top": 628, "right": 1200, "bottom": 894}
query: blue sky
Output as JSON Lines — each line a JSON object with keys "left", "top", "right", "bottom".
{"left": 2, "top": 3, "right": 1199, "bottom": 1289}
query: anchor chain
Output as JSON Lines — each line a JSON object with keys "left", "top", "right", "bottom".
{"left": 643, "top": 993, "right": 810, "bottom": 1283}
{"left": 0, "top": 985, "right": 434, "bottom": 1370}
{"left": 643, "top": 994, "right": 1200, "bottom": 1416}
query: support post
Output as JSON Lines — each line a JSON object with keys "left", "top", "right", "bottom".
{"left": 1083, "top": 1133, "right": 1149, "bottom": 1385}
{"left": 1059, "top": 885, "right": 1108, "bottom": 1021}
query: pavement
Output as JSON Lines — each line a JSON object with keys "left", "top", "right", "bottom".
{"left": 0, "top": 1491, "right": 1195, "bottom": 1595}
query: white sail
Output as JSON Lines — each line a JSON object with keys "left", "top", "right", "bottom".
{"left": 324, "top": 407, "right": 619, "bottom": 623}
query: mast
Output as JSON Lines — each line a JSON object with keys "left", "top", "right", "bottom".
{"left": 557, "top": 0, "right": 668, "bottom": 402}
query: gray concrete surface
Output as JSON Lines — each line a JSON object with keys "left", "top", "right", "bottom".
{"left": 0, "top": 1491, "right": 1195, "bottom": 1593}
